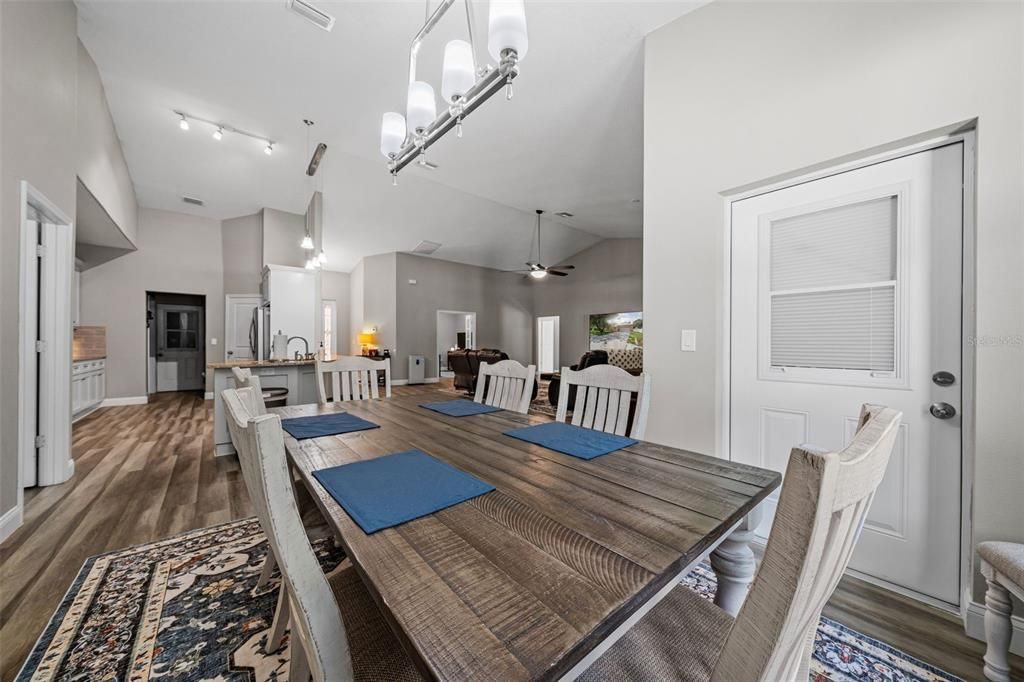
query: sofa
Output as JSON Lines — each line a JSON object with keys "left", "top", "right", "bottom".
{"left": 447, "top": 348, "right": 508, "bottom": 393}
{"left": 548, "top": 348, "right": 643, "bottom": 408}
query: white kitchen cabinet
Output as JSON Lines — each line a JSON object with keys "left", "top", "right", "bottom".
{"left": 72, "top": 359, "right": 106, "bottom": 420}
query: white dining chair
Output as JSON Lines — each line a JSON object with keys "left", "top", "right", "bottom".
{"left": 555, "top": 364, "right": 650, "bottom": 439}
{"left": 474, "top": 359, "right": 536, "bottom": 414}
{"left": 315, "top": 356, "right": 391, "bottom": 404}
{"left": 231, "top": 367, "right": 267, "bottom": 415}
{"left": 578, "top": 404, "right": 902, "bottom": 682}
{"left": 222, "top": 387, "right": 420, "bottom": 682}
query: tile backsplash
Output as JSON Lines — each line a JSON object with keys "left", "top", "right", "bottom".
{"left": 73, "top": 326, "right": 106, "bottom": 360}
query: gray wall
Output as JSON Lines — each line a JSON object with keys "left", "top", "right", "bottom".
{"left": 360, "top": 253, "right": 397, "bottom": 362}
{"left": 531, "top": 238, "right": 642, "bottom": 367}
{"left": 80, "top": 208, "right": 225, "bottom": 398}
{"left": 643, "top": 1, "right": 1023, "bottom": 602}
{"left": 262, "top": 207, "right": 306, "bottom": 269}
{"left": 222, "top": 212, "right": 262, "bottom": 295}
{"left": 76, "top": 39, "right": 137, "bottom": 245}
{"left": 395, "top": 253, "right": 534, "bottom": 381}
{"left": 348, "top": 259, "right": 365, "bottom": 355}
{"left": 0, "top": 0, "right": 79, "bottom": 519}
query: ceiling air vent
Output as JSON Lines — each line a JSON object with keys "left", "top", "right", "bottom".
{"left": 412, "top": 240, "right": 441, "bottom": 255}
{"left": 288, "top": 0, "right": 335, "bottom": 31}
{"left": 182, "top": 196, "right": 204, "bottom": 206}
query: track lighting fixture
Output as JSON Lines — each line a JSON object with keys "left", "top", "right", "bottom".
{"left": 173, "top": 110, "right": 273, "bottom": 156}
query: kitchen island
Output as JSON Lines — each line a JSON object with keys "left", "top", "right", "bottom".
{"left": 209, "top": 358, "right": 318, "bottom": 455}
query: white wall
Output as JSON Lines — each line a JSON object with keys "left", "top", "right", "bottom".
{"left": 0, "top": 0, "right": 79, "bottom": 520}
{"left": 80, "top": 208, "right": 225, "bottom": 398}
{"left": 77, "top": 39, "right": 137, "bottom": 245}
{"left": 643, "top": 1, "right": 1023, "bottom": 603}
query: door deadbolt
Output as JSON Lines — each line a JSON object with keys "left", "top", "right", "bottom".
{"left": 929, "top": 402, "right": 957, "bottom": 420}
{"left": 932, "top": 371, "right": 956, "bottom": 387}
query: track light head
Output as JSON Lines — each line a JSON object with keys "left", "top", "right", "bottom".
{"left": 264, "top": 142, "right": 274, "bottom": 155}
{"left": 212, "top": 127, "right": 223, "bottom": 141}
{"left": 179, "top": 114, "right": 189, "bottom": 131}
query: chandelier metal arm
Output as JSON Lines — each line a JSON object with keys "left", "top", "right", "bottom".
{"left": 390, "top": 54, "right": 518, "bottom": 174}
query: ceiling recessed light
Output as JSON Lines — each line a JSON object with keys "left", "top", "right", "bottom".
{"left": 555, "top": 211, "right": 573, "bottom": 218}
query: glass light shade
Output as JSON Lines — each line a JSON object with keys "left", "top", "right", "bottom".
{"left": 317, "top": 249, "right": 327, "bottom": 264}
{"left": 300, "top": 234, "right": 314, "bottom": 250}
{"left": 407, "top": 81, "right": 437, "bottom": 135}
{"left": 529, "top": 269, "right": 547, "bottom": 279}
{"left": 380, "top": 112, "right": 406, "bottom": 158}
{"left": 488, "top": 0, "right": 528, "bottom": 62}
{"left": 442, "top": 40, "right": 475, "bottom": 103}
{"left": 304, "top": 257, "right": 316, "bottom": 270}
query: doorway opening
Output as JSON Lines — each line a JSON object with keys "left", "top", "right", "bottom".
{"left": 147, "top": 292, "right": 206, "bottom": 394}
{"left": 536, "top": 316, "right": 560, "bottom": 377}
{"left": 437, "top": 310, "right": 476, "bottom": 377}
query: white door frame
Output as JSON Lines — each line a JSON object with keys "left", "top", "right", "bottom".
{"left": 15, "top": 182, "right": 75, "bottom": 538}
{"left": 536, "top": 315, "right": 560, "bottom": 373}
{"left": 719, "top": 129, "right": 977, "bottom": 616}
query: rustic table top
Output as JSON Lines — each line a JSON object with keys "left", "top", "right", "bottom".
{"left": 275, "top": 394, "right": 780, "bottom": 681}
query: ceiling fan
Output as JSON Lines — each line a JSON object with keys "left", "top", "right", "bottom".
{"left": 506, "top": 209, "right": 575, "bottom": 279}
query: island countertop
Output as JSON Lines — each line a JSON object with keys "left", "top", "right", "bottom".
{"left": 207, "top": 358, "right": 317, "bottom": 370}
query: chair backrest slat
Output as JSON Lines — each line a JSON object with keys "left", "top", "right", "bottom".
{"left": 556, "top": 364, "right": 650, "bottom": 439}
{"left": 231, "top": 367, "right": 268, "bottom": 415}
{"left": 473, "top": 360, "right": 536, "bottom": 414}
{"left": 316, "top": 356, "right": 391, "bottom": 405}
{"left": 711, "top": 404, "right": 902, "bottom": 682}
{"left": 222, "top": 387, "right": 353, "bottom": 682}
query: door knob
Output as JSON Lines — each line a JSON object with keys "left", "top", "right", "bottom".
{"left": 929, "top": 402, "right": 957, "bottom": 420}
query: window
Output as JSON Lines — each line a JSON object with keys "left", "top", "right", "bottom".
{"left": 322, "top": 300, "right": 336, "bottom": 357}
{"left": 764, "top": 195, "right": 900, "bottom": 379}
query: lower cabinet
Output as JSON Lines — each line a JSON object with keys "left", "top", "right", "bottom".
{"left": 72, "top": 359, "right": 106, "bottom": 419}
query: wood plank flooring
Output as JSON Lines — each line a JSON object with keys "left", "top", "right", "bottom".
{"left": 0, "top": 386, "right": 1018, "bottom": 681}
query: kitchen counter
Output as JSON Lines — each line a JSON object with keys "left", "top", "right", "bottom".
{"left": 207, "top": 358, "right": 316, "bottom": 370}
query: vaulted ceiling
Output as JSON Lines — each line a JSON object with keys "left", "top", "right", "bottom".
{"left": 76, "top": 1, "right": 703, "bottom": 271}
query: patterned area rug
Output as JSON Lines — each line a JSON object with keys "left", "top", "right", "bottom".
{"left": 18, "top": 519, "right": 962, "bottom": 681}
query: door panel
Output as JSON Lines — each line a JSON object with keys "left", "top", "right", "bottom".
{"left": 156, "top": 304, "right": 204, "bottom": 391}
{"left": 730, "top": 144, "right": 963, "bottom": 604}
{"left": 226, "top": 295, "right": 261, "bottom": 360}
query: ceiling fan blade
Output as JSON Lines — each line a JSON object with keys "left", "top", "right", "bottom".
{"left": 553, "top": 264, "right": 575, "bottom": 270}
{"left": 547, "top": 269, "right": 569, "bottom": 277}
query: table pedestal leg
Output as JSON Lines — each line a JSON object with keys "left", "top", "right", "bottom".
{"left": 711, "top": 506, "right": 764, "bottom": 616}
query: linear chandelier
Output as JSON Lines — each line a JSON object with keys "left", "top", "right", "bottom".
{"left": 379, "top": 0, "right": 527, "bottom": 182}
{"left": 174, "top": 110, "right": 275, "bottom": 155}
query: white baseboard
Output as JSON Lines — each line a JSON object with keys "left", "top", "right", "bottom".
{"left": 964, "top": 598, "right": 1024, "bottom": 656}
{"left": 0, "top": 505, "right": 24, "bottom": 545}
{"left": 99, "top": 395, "right": 148, "bottom": 407}
{"left": 391, "top": 377, "right": 440, "bottom": 386}
{"left": 204, "top": 391, "right": 214, "bottom": 400}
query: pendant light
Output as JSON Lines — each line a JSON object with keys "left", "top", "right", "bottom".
{"left": 406, "top": 81, "right": 436, "bottom": 137}
{"left": 300, "top": 119, "right": 316, "bottom": 251}
{"left": 380, "top": 112, "right": 406, "bottom": 159}
{"left": 488, "top": 0, "right": 528, "bottom": 62}
{"left": 442, "top": 40, "right": 475, "bottom": 104}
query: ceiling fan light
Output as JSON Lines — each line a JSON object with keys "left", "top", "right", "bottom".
{"left": 407, "top": 81, "right": 437, "bottom": 136}
{"left": 488, "top": 0, "right": 528, "bottom": 62}
{"left": 300, "top": 234, "right": 315, "bottom": 250}
{"left": 380, "top": 112, "right": 406, "bottom": 158}
{"left": 529, "top": 269, "right": 547, "bottom": 279}
{"left": 442, "top": 40, "right": 475, "bottom": 103}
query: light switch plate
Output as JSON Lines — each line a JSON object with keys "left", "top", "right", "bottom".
{"left": 680, "top": 329, "right": 696, "bottom": 352}
{"left": 211, "top": 338, "right": 218, "bottom": 346}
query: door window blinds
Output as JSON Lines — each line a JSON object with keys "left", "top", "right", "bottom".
{"left": 767, "top": 196, "right": 897, "bottom": 372}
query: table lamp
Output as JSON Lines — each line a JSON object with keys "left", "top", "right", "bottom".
{"left": 358, "top": 332, "right": 377, "bottom": 354}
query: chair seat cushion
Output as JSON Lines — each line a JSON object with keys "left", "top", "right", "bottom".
{"left": 979, "top": 541, "right": 1024, "bottom": 588}
{"left": 579, "top": 582, "right": 733, "bottom": 681}
{"left": 329, "top": 561, "right": 424, "bottom": 680}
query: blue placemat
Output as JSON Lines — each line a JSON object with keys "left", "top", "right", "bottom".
{"left": 281, "top": 412, "right": 379, "bottom": 440}
{"left": 312, "top": 449, "right": 495, "bottom": 534}
{"left": 504, "top": 421, "right": 638, "bottom": 460}
{"left": 420, "top": 399, "right": 502, "bottom": 417}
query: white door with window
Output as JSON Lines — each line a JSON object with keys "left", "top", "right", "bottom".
{"left": 537, "top": 316, "right": 560, "bottom": 374}
{"left": 730, "top": 143, "right": 964, "bottom": 605}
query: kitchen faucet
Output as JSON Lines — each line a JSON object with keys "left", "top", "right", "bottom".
{"left": 287, "top": 336, "right": 314, "bottom": 360}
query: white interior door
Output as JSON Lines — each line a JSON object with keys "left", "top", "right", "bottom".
{"left": 537, "top": 316, "right": 559, "bottom": 374}
{"left": 22, "top": 220, "right": 40, "bottom": 488}
{"left": 156, "top": 304, "right": 204, "bottom": 391}
{"left": 225, "top": 295, "right": 261, "bottom": 361}
{"left": 730, "top": 143, "right": 964, "bottom": 605}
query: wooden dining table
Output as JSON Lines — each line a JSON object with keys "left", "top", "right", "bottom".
{"left": 275, "top": 393, "right": 780, "bottom": 681}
